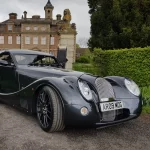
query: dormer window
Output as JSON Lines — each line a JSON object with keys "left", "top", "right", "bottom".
{"left": 48, "top": 10, "right": 50, "bottom": 13}
{"left": 8, "top": 25, "right": 12, "bottom": 31}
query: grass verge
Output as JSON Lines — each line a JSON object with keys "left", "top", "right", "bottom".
{"left": 142, "top": 106, "right": 150, "bottom": 114}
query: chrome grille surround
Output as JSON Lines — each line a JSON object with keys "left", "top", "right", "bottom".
{"left": 95, "top": 78, "right": 116, "bottom": 121}
{"left": 95, "top": 78, "right": 115, "bottom": 100}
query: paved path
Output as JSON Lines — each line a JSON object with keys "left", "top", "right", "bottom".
{"left": 0, "top": 104, "right": 150, "bottom": 150}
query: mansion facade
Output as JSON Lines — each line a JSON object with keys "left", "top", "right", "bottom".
{"left": 0, "top": 0, "right": 77, "bottom": 69}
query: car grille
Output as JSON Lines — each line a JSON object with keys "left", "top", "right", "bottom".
{"left": 102, "top": 110, "right": 116, "bottom": 122}
{"left": 95, "top": 78, "right": 115, "bottom": 99}
{"left": 95, "top": 78, "right": 116, "bottom": 121}
{"left": 102, "top": 109, "right": 130, "bottom": 122}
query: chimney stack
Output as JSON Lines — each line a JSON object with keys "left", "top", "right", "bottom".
{"left": 56, "top": 14, "right": 61, "bottom": 21}
{"left": 9, "top": 13, "right": 17, "bottom": 20}
{"left": 24, "top": 11, "right": 27, "bottom": 19}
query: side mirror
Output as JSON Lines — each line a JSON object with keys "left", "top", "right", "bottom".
{"left": 0, "top": 60, "right": 15, "bottom": 68}
{"left": 0, "top": 60, "right": 9, "bottom": 66}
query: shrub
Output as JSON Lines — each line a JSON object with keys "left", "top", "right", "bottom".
{"left": 76, "top": 56, "right": 90, "bottom": 63}
{"left": 93, "top": 47, "right": 150, "bottom": 87}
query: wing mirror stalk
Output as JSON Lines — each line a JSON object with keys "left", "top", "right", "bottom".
{"left": 0, "top": 60, "right": 9, "bottom": 66}
{"left": 0, "top": 60, "right": 15, "bottom": 68}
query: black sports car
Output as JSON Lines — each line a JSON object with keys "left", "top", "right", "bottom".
{"left": 0, "top": 50, "right": 142, "bottom": 132}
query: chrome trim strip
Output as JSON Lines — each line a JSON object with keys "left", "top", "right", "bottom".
{"left": 0, "top": 77, "right": 52, "bottom": 96}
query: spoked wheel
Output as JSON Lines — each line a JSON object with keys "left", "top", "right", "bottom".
{"left": 36, "top": 86, "right": 65, "bottom": 132}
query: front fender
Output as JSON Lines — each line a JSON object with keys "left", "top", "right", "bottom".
{"left": 105, "top": 76, "right": 141, "bottom": 99}
{"left": 26, "top": 76, "right": 91, "bottom": 113}
{"left": 105, "top": 76, "right": 142, "bottom": 115}
{"left": 31, "top": 76, "right": 99, "bottom": 125}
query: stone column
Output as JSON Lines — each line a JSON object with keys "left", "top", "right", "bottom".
{"left": 59, "top": 34, "right": 76, "bottom": 70}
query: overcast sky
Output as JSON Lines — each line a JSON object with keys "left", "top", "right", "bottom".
{"left": 0, "top": 0, "right": 91, "bottom": 45}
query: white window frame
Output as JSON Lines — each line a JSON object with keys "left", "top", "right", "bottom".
{"left": 0, "top": 36, "right": 4, "bottom": 44}
{"left": 26, "top": 26, "right": 30, "bottom": 31}
{"left": 8, "top": 25, "right": 12, "bottom": 31}
{"left": 41, "top": 27, "right": 46, "bottom": 31}
{"left": 41, "top": 37, "right": 46, "bottom": 45}
{"left": 33, "top": 37, "right": 38, "bottom": 44}
{"left": 50, "top": 37, "right": 55, "bottom": 45}
{"left": 16, "top": 36, "right": 21, "bottom": 45}
{"left": 34, "top": 26, "right": 38, "bottom": 31}
{"left": 25, "top": 36, "right": 30, "bottom": 44}
{"left": 8, "top": 36, "right": 12, "bottom": 44}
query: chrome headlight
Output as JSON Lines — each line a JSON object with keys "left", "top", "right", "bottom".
{"left": 78, "top": 80, "right": 93, "bottom": 101}
{"left": 125, "top": 79, "right": 140, "bottom": 96}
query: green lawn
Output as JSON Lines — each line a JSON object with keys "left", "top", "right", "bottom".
{"left": 73, "top": 63, "right": 99, "bottom": 75}
{"left": 143, "top": 106, "right": 150, "bottom": 114}
{"left": 141, "top": 86, "right": 150, "bottom": 113}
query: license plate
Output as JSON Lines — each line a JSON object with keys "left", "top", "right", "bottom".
{"left": 100, "top": 101, "right": 123, "bottom": 112}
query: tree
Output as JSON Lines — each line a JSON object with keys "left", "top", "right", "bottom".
{"left": 76, "top": 44, "right": 80, "bottom": 48}
{"left": 88, "top": 0, "right": 150, "bottom": 51}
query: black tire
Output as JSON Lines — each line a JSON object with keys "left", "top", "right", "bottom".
{"left": 36, "top": 86, "right": 65, "bottom": 132}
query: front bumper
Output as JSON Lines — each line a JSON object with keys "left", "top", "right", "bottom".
{"left": 64, "top": 97, "right": 142, "bottom": 127}
{"left": 63, "top": 76, "right": 142, "bottom": 127}
{"left": 96, "top": 114, "right": 138, "bottom": 129}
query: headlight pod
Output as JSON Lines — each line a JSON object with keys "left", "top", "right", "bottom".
{"left": 124, "top": 79, "right": 140, "bottom": 96}
{"left": 78, "top": 80, "right": 93, "bottom": 101}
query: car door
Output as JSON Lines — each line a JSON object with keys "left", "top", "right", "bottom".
{"left": 0, "top": 52, "right": 19, "bottom": 104}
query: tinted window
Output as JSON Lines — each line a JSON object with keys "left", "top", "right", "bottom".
{"left": 14, "top": 54, "right": 57, "bottom": 66}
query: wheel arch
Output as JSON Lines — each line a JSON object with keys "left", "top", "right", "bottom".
{"left": 32, "top": 83, "right": 65, "bottom": 115}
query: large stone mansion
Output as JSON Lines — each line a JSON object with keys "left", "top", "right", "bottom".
{"left": 0, "top": 0, "right": 77, "bottom": 69}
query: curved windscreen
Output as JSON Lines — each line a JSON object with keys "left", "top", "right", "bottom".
{"left": 14, "top": 54, "right": 58, "bottom": 66}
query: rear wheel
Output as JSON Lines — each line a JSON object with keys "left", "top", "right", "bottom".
{"left": 36, "top": 86, "right": 65, "bottom": 132}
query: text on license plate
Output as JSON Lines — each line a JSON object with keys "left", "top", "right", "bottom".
{"left": 100, "top": 101, "right": 124, "bottom": 112}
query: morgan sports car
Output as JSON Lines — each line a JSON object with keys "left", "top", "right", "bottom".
{"left": 0, "top": 50, "right": 142, "bottom": 132}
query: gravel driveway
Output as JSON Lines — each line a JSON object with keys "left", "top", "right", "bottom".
{"left": 0, "top": 104, "right": 150, "bottom": 150}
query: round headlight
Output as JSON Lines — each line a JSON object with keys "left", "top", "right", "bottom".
{"left": 78, "top": 80, "right": 93, "bottom": 101}
{"left": 125, "top": 79, "right": 140, "bottom": 96}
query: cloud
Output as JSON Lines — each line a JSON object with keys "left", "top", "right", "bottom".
{"left": 0, "top": 0, "right": 91, "bottom": 43}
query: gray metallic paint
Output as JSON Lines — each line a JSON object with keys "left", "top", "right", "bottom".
{"left": 0, "top": 50, "right": 142, "bottom": 127}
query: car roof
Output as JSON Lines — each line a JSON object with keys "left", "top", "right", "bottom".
{"left": 0, "top": 49, "right": 54, "bottom": 57}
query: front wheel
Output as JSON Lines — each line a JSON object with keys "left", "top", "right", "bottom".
{"left": 36, "top": 86, "right": 65, "bottom": 132}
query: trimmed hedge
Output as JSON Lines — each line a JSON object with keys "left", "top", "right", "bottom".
{"left": 73, "top": 63, "right": 99, "bottom": 75}
{"left": 93, "top": 47, "right": 150, "bottom": 87}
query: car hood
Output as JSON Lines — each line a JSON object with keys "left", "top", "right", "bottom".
{"left": 17, "top": 65, "right": 84, "bottom": 79}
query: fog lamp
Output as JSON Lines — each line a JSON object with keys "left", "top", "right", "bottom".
{"left": 80, "top": 107, "right": 89, "bottom": 116}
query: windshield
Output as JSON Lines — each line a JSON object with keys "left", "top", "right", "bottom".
{"left": 14, "top": 54, "right": 58, "bottom": 66}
